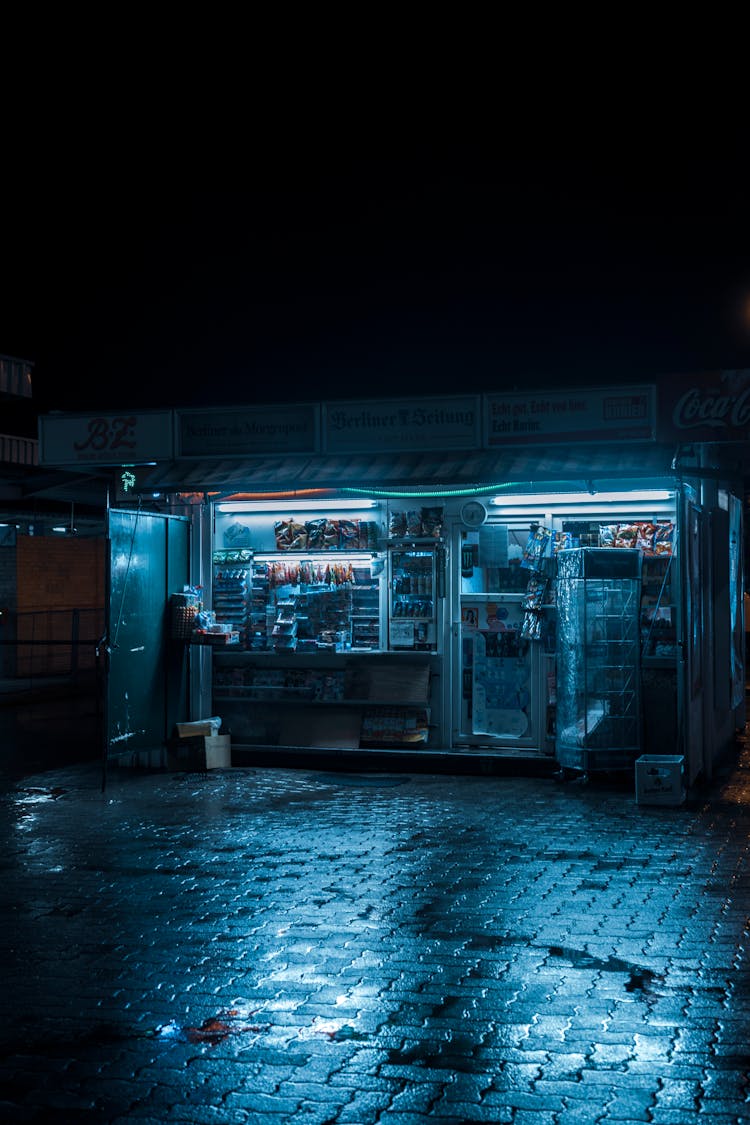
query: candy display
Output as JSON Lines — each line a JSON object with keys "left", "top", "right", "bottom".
{"left": 275, "top": 518, "right": 378, "bottom": 551}
{"left": 266, "top": 560, "right": 355, "bottom": 589}
{"left": 599, "top": 520, "right": 674, "bottom": 556}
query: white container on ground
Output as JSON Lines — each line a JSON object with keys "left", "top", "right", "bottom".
{"left": 635, "top": 754, "right": 686, "bottom": 806}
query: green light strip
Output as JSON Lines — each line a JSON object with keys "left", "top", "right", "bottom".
{"left": 339, "top": 483, "right": 522, "bottom": 499}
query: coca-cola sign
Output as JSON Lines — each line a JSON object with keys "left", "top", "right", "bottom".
{"left": 660, "top": 370, "right": 750, "bottom": 442}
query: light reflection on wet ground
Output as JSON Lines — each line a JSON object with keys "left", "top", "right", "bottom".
{"left": 0, "top": 746, "right": 748, "bottom": 1122}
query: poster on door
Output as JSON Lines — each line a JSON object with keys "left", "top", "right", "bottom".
{"left": 471, "top": 630, "right": 530, "bottom": 738}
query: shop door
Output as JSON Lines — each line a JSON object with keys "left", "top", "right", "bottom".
{"left": 451, "top": 522, "right": 542, "bottom": 749}
{"left": 682, "top": 500, "right": 705, "bottom": 785}
{"left": 105, "top": 509, "right": 190, "bottom": 766}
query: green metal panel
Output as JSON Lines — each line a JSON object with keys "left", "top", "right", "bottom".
{"left": 106, "top": 509, "right": 190, "bottom": 761}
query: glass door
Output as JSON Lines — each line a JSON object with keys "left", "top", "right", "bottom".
{"left": 452, "top": 523, "right": 540, "bottom": 748}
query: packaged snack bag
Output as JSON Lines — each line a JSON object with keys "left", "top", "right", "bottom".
{"left": 653, "top": 521, "right": 674, "bottom": 556}
{"left": 339, "top": 519, "right": 359, "bottom": 547}
{"left": 287, "top": 522, "right": 308, "bottom": 550}
{"left": 521, "top": 526, "right": 551, "bottom": 570}
{"left": 406, "top": 510, "right": 423, "bottom": 536}
{"left": 275, "top": 519, "right": 293, "bottom": 549}
{"left": 322, "top": 520, "right": 339, "bottom": 548}
{"left": 421, "top": 507, "right": 444, "bottom": 537}
{"left": 614, "top": 523, "right": 639, "bottom": 549}
{"left": 522, "top": 577, "right": 548, "bottom": 609}
{"left": 553, "top": 531, "right": 573, "bottom": 554}
{"left": 521, "top": 610, "right": 542, "bottom": 640}
{"left": 306, "top": 518, "right": 327, "bottom": 549}
{"left": 636, "top": 522, "right": 656, "bottom": 554}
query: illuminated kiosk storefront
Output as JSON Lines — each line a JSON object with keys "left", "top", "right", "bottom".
{"left": 37, "top": 378, "right": 747, "bottom": 787}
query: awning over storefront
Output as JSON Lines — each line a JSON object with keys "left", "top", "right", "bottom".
{"left": 139, "top": 441, "right": 683, "bottom": 497}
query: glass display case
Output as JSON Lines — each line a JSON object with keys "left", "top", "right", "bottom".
{"left": 555, "top": 547, "right": 642, "bottom": 775}
{"left": 208, "top": 507, "right": 441, "bottom": 750}
{"left": 389, "top": 546, "right": 438, "bottom": 651}
{"left": 212, "top": 551, "right": 382, "bottom": 653}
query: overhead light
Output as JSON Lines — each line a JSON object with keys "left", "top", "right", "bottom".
{"left": 254, "top": 552, "right": 374, "bottom": 560}
{"left": 490, "top": 490, "right": 674, "bottom": 507}
{"left": 217, "top": 499, "right": 379, "bottom": 513}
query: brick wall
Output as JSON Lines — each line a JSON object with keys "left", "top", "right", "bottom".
{"left": 16, "top": 536, "right": 106, "bottom": 675}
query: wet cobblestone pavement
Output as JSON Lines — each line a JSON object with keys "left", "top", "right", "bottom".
{"left": 1, "top": 746, "right": 749, "bottom": 1123}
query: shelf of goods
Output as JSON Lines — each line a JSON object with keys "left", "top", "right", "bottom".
{"left": 213, "top": 563, "right": 250, "bottom": 645}
{"left": 389, "top": 544, "right": 438, "bottom": 652}
{"left": 213, "top": 549, "right": 381, "bottom": 654}
{"left": 212, "top": 651, "right": 437, "bottom": 751}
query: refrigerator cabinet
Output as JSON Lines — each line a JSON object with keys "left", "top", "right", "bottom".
{"left": 388, "top": 544, "right": 439, "bottom": 652}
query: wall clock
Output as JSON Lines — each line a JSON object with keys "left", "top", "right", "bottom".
{"left": 460, "top": 500, "right": 488, "bottom": 528}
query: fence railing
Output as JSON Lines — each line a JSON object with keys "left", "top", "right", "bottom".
{"left": 0, "top": 608, "right": 105, "bottom": 680}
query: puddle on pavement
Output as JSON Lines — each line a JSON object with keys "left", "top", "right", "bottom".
{"left": 386, "top": 1039, "right": 482, "bottom": 1072}
{"left": 157, "top": 1007, "right": 270, "bottom": 1045}
{"left": 15, "top": 787, "right": 67, "bottom": 804}
{"left": 297, "top": 1017, "right": 368, "bottom": 1041}
{"left": 311, "top": 773, "right": 411, "bottom": 788}
{"left": 546, "top": 944, "right": 658, "bottom": 991}
{"left": 466, "top": 933, "right": 532, "bottom": 950}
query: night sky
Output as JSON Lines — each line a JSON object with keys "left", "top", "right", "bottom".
{"left": 3, "top": 130, "right": 749, "bottom": 426}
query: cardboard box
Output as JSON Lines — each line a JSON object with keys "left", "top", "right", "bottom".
{"left": 635, "top": 754, "right": 686, "bottom": 806}
{"left": 175, "top": 720, "right": 219, "bottom": 738}
{"left": 167, "top": 734, "right": 231, "bottom": 771}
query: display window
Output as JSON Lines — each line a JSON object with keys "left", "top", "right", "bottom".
{"left": 208, "top": 498, "right": 445, "bottom": 751}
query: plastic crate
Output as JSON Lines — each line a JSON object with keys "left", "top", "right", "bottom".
{"left": 635, "top": 754, "right": 686, "bottom": 806}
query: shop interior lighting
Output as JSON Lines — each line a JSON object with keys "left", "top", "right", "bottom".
{"left": 253, "top": 552, "right": 374, "bottom": 561}
{"left": 217, "top": 499, "right": 378, "bottom": 512}
{"left": 490, "top": 489, "right": 673, "bottom": 507}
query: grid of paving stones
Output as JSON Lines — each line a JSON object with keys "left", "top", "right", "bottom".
{"left": 0, "top": 743, "right": 749, "bottom": 1123}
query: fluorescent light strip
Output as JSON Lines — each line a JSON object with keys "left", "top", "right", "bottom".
{"left": 490, "top": 490, "right": 674, "bottom": 507}
{"left": 254, "top": 552, "right": 373, "bottom": 561}
{"left": 217, "top": 499, "right": 378, "bottom": 513}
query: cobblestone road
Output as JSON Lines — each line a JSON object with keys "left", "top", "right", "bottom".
{"left": 1, "top": 745, "right": 749, "bottom": 1123}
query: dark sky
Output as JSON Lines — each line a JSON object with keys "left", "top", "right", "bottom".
{"left": 3, "top": 130, "right": 750, "bottom": 422}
